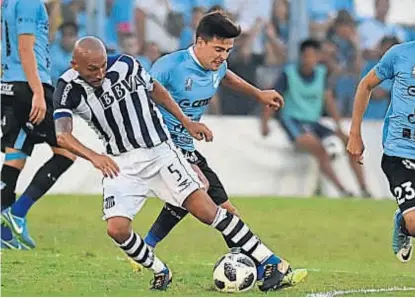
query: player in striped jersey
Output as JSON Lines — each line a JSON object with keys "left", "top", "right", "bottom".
{"left": 53, "top": 37, "right": 306, "bottom": 291}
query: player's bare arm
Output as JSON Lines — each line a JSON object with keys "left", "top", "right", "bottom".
{"left": 151, "top": 80, "right": 213, "bottom": 142}
{"left": 19, "top": 34, "right": 46, "bottom": 124}
{"left": 55, "top": 116, "right": 119, "bottom": 178}
{"left": 347, "top": 69, "right": 383, "bottom": 163}
{"left": 222, "top": 69, "right": 284, "bottom": 110}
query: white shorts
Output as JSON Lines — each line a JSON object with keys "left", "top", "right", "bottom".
{"left": 102, "top": 141, "right": 202, "bottom": 220}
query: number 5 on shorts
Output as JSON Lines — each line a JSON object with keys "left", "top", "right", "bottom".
{"left": 168, "top": 164, "right": 183, "bottom": 182}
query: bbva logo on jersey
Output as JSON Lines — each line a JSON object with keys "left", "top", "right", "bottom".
{"left": 98, "top": 74, "right": 145, "bottom": 109}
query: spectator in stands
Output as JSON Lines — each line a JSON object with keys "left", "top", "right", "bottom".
{"left": 44, "top": 0, "right": 63, "bottom": 42}
{"left": 135, "top": 0, "right": 193, "bottom": 53}
{"left": 50, "top": 22, "right": 78, "bottom": 86}
{"left": 263, "top": 0, "right": 288, "bottom": 67}
{"left": 62, "top": 0, "right": 87, "bottom": 38}
{"left": 106, "top": 0, "right": 134, "bottom": 50}
{"left": 261, "top": 39, "right": 371, "bottom": 198}
{"left": 327, "top": 10, "right": 362, "bottom": 117}
{"left": 179, "top": 7, "right": 205, "bottom": 49}
{"left": 361, "top": 36, "right": 400, "bottom": 119}
{"left": 192, "top": 0, "right": 224, "bottom": 11}
{"left": 358, "top": 0, "right": 407, "bottom": 60}
{"left": 308, "top": 0, "right": 336, "bottom": 40}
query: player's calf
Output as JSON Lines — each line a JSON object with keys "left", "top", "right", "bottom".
{"left": 403, "top": 211, "right": 415, "bottom": 237}
{"left": 107, "top": 216, "right": 172, "bottom": 290}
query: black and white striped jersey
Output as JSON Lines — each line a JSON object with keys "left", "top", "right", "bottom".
{"left": 53, "top": 54, "right": 170, "bottom": 155}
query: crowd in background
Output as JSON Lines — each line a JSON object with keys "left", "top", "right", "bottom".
{"left": 45, "top": 0, "right": 415, "bottom": 118}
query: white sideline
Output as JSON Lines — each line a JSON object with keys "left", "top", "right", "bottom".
{"left": 307, "top": 286, "right": 415, "bottom": 297}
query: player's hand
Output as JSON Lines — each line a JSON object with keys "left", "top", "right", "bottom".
{"left": 346, "top": 134, "right": 365, "bottom": 165}
{"left": 29, "top": 91, "right": 47, "bottom": 125}
{"left": 256, "top": 90, "right": 284, "bottom": 110}
{"left": 184, "top": 120, "right": 213, "bottom": 142}
{"left": 91, "top": 153, "right": 120, "bottom": 178}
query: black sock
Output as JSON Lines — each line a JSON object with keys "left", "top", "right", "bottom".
{"left": 1, "top": 165, "right": 21, "bottom": 211}
{"left": 20, "top": 154, "right": 73, "bottom": 202}
{"left": 144, "top": 203, "right": 189, "bottom": 248}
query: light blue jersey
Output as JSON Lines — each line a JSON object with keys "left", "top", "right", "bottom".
{"left": 1, "top": 0, "right": 51, "bottom": 85}
{"left": 150, "top": 47, "right": 227, "bottom": 151}
{"left": 375, "top": 41, "right": 415, "bottom": 159}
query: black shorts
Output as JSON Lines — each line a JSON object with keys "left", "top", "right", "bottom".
{"left": 181, "top": 149, "right": 228, "bottom": 205}
{"left": 1, "top": 82, "right": 58, "bottom": 156}
{"left": 381, "top": 154, "right": 415, "bottom": 214}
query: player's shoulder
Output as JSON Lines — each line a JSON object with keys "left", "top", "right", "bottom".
{"left": 59, "top": 68, "right": 80, "bottom": 84}
{"left": 56, "top": 69, "right": 85, "bottom": 97}
{"left": 107, "top": 54, "right": 137, "bottom": 69}
{"left": 152, "top": 49, "right": 189, "bottom": 71}
{"left": 395, "top": 41, "right": 415, "bottom": 56}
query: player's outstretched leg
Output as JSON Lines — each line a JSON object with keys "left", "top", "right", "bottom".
{"left": 183, "top": 189, "right": 307, "bottom": 292}
{"left": 393, "top": 209, "right": 413, "bottom": 262}
{"left": 107, "top": 217, "right": 172, "bottom": 290}
{"left": 1, "top": 153, "right": 74, "bottom": 249}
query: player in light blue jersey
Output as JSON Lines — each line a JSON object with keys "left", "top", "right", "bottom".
{"left": 347, "top": 41, "right": 415, "bottom": 263}
{"left": 141, "top": 12, "right": 307, "bottom": 291}
{"left": 1, "top": 0, "right": 75, "bottom": 250}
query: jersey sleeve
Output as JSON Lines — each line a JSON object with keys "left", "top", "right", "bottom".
{"left": 374, "top": 45, "right": 398, "bottom": 81}
{"left": 15, "top": 0, "right": 41, "bottom": 35}
{"left": 137, "top": 63, "right": 154, "bottom": 91}
{"left": 149, "top": 56, "right": 173, "bottom": 88}
{"left": 53, "top": 79, "right": 82, "bottom": 119}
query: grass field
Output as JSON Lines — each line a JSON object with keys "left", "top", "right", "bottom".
{"left": 1, "top": 195, "right": 414, "bottom": 297}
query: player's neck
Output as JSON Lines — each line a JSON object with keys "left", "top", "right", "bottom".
{"left": 192, "top": 46, "right": 209, "bottom": 70}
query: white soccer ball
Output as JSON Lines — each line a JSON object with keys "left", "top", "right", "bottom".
{"left": 212, "top": 250, "right": 257, "bottom": 293}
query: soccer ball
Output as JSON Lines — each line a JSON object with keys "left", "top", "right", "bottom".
{"left": 212, "top": 250, "right": 257, "bottom": 293}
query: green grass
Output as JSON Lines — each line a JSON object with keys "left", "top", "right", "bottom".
{"left": 1, "top": 196, "right": 414, "bottom": 296}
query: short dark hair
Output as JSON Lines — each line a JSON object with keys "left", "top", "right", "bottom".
{"left": 300, "top": 39, "right": 321, "bottom": 53}
{"left": 196, "top": 12, "right": 241, "bottom": 41}
{"left": 59, "top": 22, "right": 78, "bottom": 34}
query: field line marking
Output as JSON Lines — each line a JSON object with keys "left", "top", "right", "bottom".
{"left": 307, "top": 286, "right": 415, "bottom": 297}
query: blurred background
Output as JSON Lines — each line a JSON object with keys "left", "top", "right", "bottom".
{"left": 7, "top": 0, "right": 415, "bottom": 199}
{"left": 44, "top": 0, "right": 415, "bottom": 118}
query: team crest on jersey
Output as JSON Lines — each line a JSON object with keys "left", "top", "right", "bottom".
{"left": 213, "top": 73, "right": 220, "bottom": 88}
{"left": 185, "top": 78, "right": 193, "bottom": 91}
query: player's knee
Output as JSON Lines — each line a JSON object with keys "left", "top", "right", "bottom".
{"left": 106, "top": 223, "right": 131, "bottom": 243}
{"left": 183, "top": 190, "right": 217, "bottom": 225}
{"left": 4, "top": 150, "right": 27, "bottom": 170}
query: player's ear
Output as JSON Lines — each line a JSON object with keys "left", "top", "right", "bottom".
{"left": 195, "top": 36, "right": 205, "bottom": 46}
{"left": 70, "top": 60, "right": 78, "bottom": 71}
